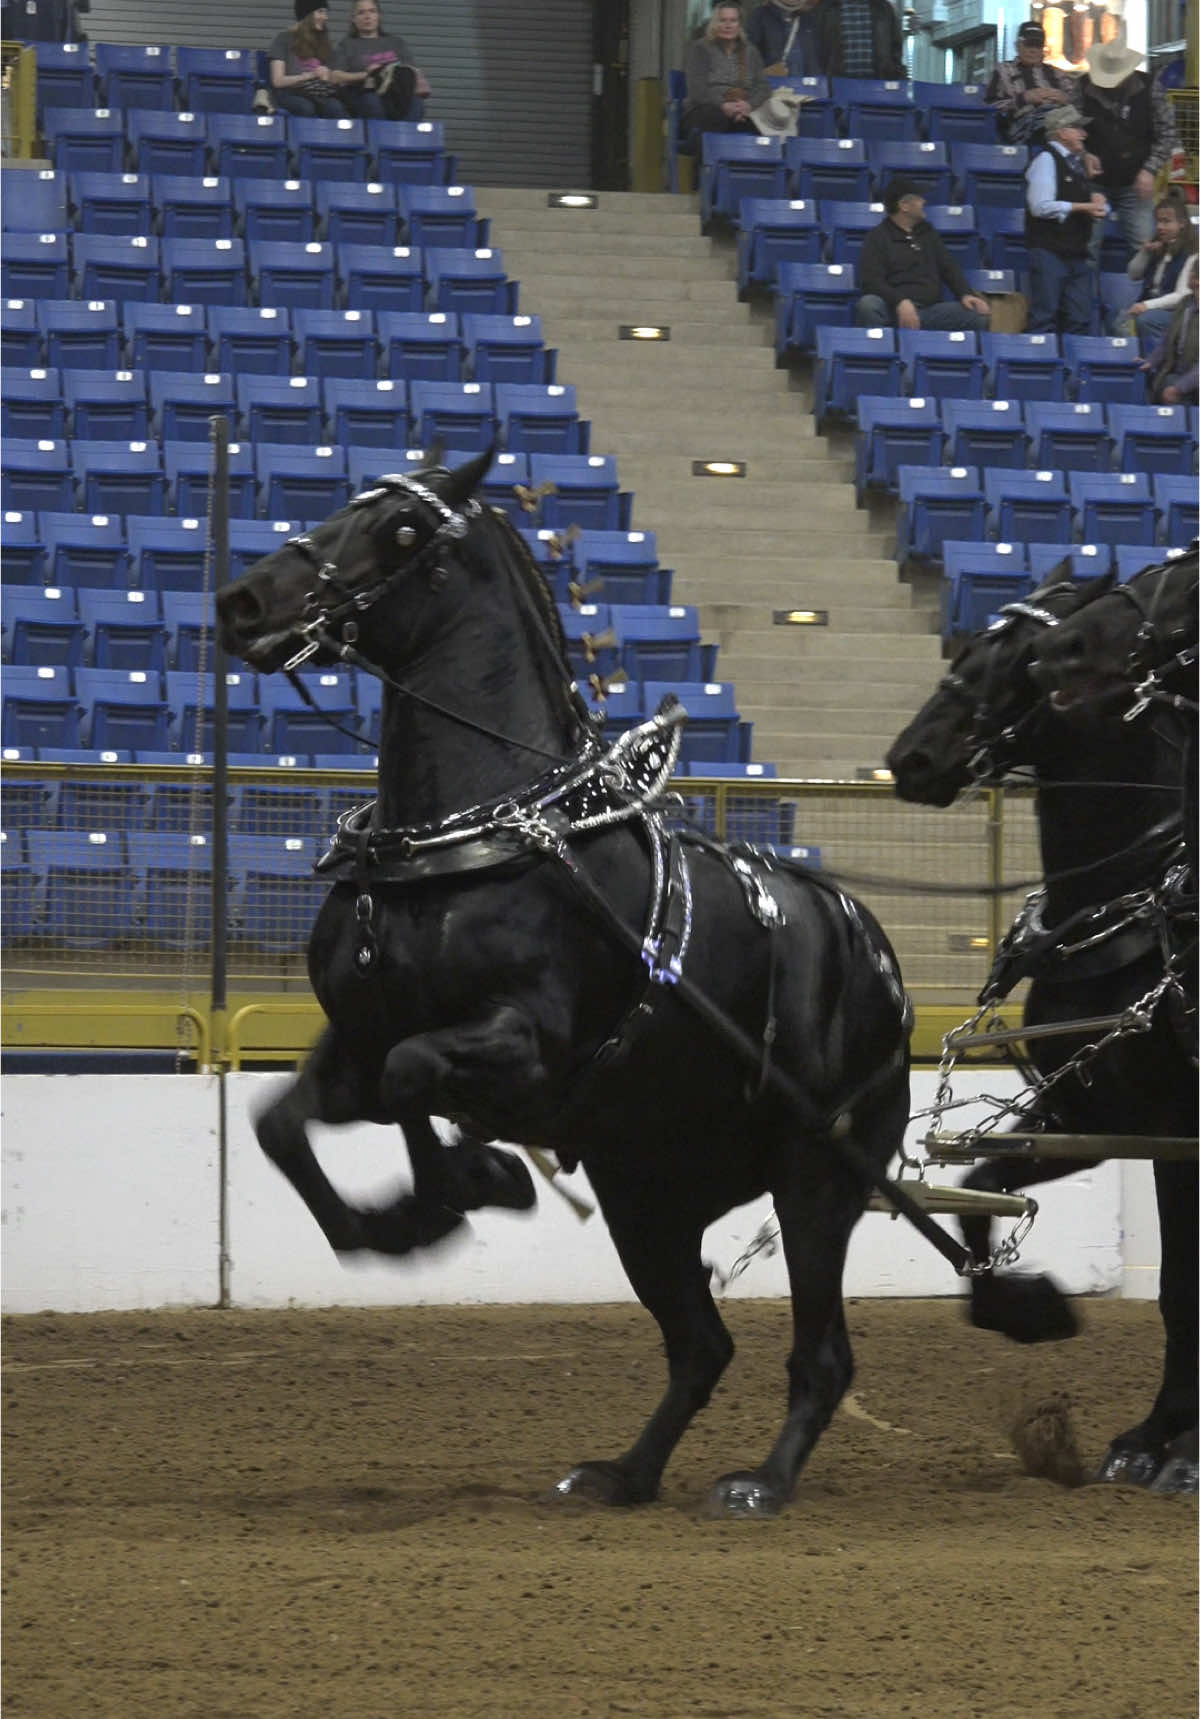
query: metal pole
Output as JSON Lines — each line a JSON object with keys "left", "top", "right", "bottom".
{"left": 208, "top": 414, "right": 232, "bottom": 1309}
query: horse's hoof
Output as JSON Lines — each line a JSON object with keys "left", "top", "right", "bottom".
{"left": 548, "top": 1462, "right": 653, "bottom": 1507}
{"left": 1095, "top": 1442, "right": 1164, "bottom": 1489}
{"left": 357, "top": 1195, "right": 467, "bottom": 1257}
{"left": 449, "top": 1143, "right": 537, "bottom": 1215}
{"left": 969, "top": 1272, "right": 1079, "bottom": 1344}
{"left": 1150, "top": 1429, "right": 1199, "bottom": 1497}
{"left": 705, "top": 1470, "right": 786, "bottom": 1519}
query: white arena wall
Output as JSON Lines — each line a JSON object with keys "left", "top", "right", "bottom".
{"left": 1, "top": 1070, "right": 1161, "bottom": 1314}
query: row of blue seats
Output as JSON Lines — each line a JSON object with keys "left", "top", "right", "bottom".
{"left": 852, "top": 396, "right": 1198, "bottom": 494}
{"left": 4, "top": 171, "right": 484, "bottom": 248}
{"left": 37, "top": 110, "right": 452, "bottom": 184}
{"left": 891, "top": 465, "right": 1197, "bottom": 566}
{"left": 941, "top": 540, "right": 1190, "bottom": 638}
{"left": 2, "top": 371, "right": 588, "bottom": 452}
{"left": 32, "top": 43, "right": 266, "bottom": 116}
{"left": 0, "top": 443, "right": 632, "bottom": 532}
{"left": 1, "top": 236, "right": 515, "bottom": 315}
{"left": 1, "top": 302, "right": 552, "bottom": 381}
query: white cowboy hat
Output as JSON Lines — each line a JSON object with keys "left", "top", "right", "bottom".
{"left": 749, "top": 89, "right": 808, "bottom": 138}
{"left": 1085, "top": 39, "right": 1144, "bottom": 88}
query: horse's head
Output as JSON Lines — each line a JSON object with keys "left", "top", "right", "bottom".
{"left": 216, "top": 448, "right": 494, "bottom": 675}
{"left": 1030, "top": 550, "right": 1199, "bottom": 716}
{"left": 886, "top": 574, "right": 1099, "bottom": 806}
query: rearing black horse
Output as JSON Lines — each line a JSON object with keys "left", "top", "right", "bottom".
{"left": 886, "top": 573, "right": 1197, "bottom": 1493}
{"left": 217, "top": 451, "right": 914, "bottom": 1517}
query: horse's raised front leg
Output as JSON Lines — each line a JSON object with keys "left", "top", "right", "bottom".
{"left": 960, "top": 1153, "right": 1088, "bottom": 1344}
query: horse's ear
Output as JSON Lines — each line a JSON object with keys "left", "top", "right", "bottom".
{"left": 438, "top": 445, "right": 494, "bottom": 511}
{"left": 1075, "top": 570, "right": 1118, "bottom": 606}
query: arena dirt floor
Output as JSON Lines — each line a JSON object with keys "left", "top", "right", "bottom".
{"left": 4, "top": 1297, "right": 1196, "bottom": 1719}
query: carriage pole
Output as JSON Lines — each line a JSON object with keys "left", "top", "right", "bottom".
{"left": 208, "top": 415, "right": 232, "bottom": 1309}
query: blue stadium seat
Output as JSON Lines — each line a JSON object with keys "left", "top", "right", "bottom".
{"left": 396, "top": 182, "right": 482, "bottom": 248}
{"left": 898, "top": 327, "right": 985, "bottom": 398}
{"left": 1062, "top": 334, "right": 1147, "bottom": 405}
{"left": 125, "top": 515, "right": 210, "bottom": 591}
{"left": 38, "top": 298, "right": 120, "bottom": 370}
{"left": 940, "top": 397, "right": 1025, "bottom": 468}
{"left": 94, "top": 43, "right": 175, "bottom": 111}
{"left": 596, "top": 682, "right": 643, "bottom": 742}
{"left": 229, "top": 833, "right": 323, "bottom": 952}
{"left": 166, "top": 669, "right": 264, "bottom": 752}
{"left": 854, "top": 395, "right": 943, "bottom": 502}
{"left": 148, "top": 369, "right": 236, "bottom": 442}
{"left": 62, "top": 366, "right": 149, "bottom": 439}
{"left": 151, "top": 173, "right": 236, "bottom": 240}
{"left": 2, "top": 664, "right": 81, "bottom": 747}
{"left": 458, "top": 311, "right": 553, "bottom": 389}
{"left": 1023, "top": 400, "right": 1111, "bottom": 472}
{"left": 495, "top": 383, "right": 584, "bottom": 453}
{"left": 227, "top": 519, "right": 299, "bottom": 579}
{"left": 1, "top": 366, "right": 66, "bottom": 439}
{"left": 1099, "top": 270, "right": 1140, "bottom": 331}
{"left": 984, "top": 467, "right": 1072, "bottom": 543}
{"left": 530, "top": 454, "right": 626, "bottom": 531}
{"left": 207, "top": 113, "right": 289, "bottom": 181}
{"left": 917, "top": 81, "right": 997, "bottom": 145}
{"left": 237, "top": 373, "right": 324, "bottom": 444}
{"left": 232, "top": 781, "right": 327, "bottom": 837}
{"left": 976, "top": 204, "right": 1029, "bottom": 276}
{"left": 774, "top": 261, "right": 858, "bottom": 358}
{"left": 140, "top": 761, "right": 216, "bottom": 834}
{"left": 813, "top": 326, "right": 901, "bottom": 429}
{"left": 41, "top": 107, "right": 124, "bottom": 175}
{"left": 612, "top": 604, "right": 704, "bottom": 683}
{"left": 208, "top": 305, "right": 291, "bottom": 376}
{"left": 175, "top": 47, "right": 257, "bottom": 115}
{"left": 376, "top": 309, "right": 460, "bottom": 381}
{"left": 314, "top": 179, "right": 397, "bottom": 246}
{"left": 2, "top": 298, "right": 43, "bottom": 366}
{"left": 1, "top": 439, "right": 74, "bottom": 512}
{"left": 127, "top": 109, "right": 209, "bottom": 178}
{"left": 338, "top": 242, "right": 424, "bottom": 313}
{"left": 941, "top": 540, "right": 1031, "bottom": 637}
{"left": 128, "top": 830, "right": 214, "bottom": 947}
{"left": 643, "top": 681, "right": 744, "bottom": 767}
{"left": 292, "top": 308, "right": 377, "bottom": 380}
{"left": 1068, "top": 470, "right": 1156, "bottom": 544}
{"left": 459, "top": 450, "right": 529, "bottom": 521}
{"left": 895, "top": 465, "right": 987, "bottom": 563}
{"left": 982, "top": 332, "right": 1067, "bottom": 402}
{"left": 1108, "top": 404, "right": 1195, "bottom": 476}
{"left": 77, "top": 665, "right": 169, "bottom": 750}
{"left": 123, "top": 301, "right": 208, "bottom": 372}
{"left": 1115, "top": 543, "right": 1173, "bottom": 581}
{"left": 869, "top": 140, "right": 952, "bottom": 202}
{"left": 255, "top": 443, "right": 349, "bottom": 520}
{"left": 365, "top": 119, "right": 449, "bottom": 186}
{"left": 785, "top": 136, "right": 871, "bottom": 203}
{"left": 684, "top": 761, "right": 793, "bottom": 847}
{"left": 289, "top": 116, "right": 368, "bottom": 183}
{"left": 2, "top": 585, "right": 84, "bottom": 667}
{"left": 838, "top": 78, "right": 919, "bottom": 143}
{"left": 1, "top": 231, "right": 70, "bottom": 299}
{"left": 248, "top": 238, "right": 335, "bottom": 310}
{"left": 231, "top": 176, "right": 316, "bottom": 245}
{"left": 258, "top": 670, "right": 360, "bottom": 754}
{"left": 71, "top": 232, "right": 160, "bottom": 302}
{"left": 968, "top": 266, "right": 1017, "bottom": 301}
{"left": 72, "top": 439, "right": 166, "bottom": 515}
{"left": 164, "top": 439, "right": 257, "bottom": 519}
{"left": 519, "top": 524, "right": 574, "bottom": 580}
{"left": 30, "top": 43, "right": 96, "bottom": 112}
{"left": 921, "top": 203, "right": 985, "bottom": 271}
{"left": 951, "top": 141, "right": 1028, "bottom": 207}
{"left": 2, "top": 830, "right": 38, "bottom": 943}
{"left": 409, "top": 380, "right": 495, "bottom": 451}
{"left": 162, "top": 236, "right": 248, "bottom": 306}
{"left": 324, "top": 377, "right": 409, "bottom": 448}
{"left": 78, "top": 586, "right": 165, "bottom": 670}
{"left": 425, "top": 246, "right": 515, "bottom": 316}
{"left": 355, "top": 674, "right": 382, "bottom": 748}
{"left": 69, "top": 170, "right": 152, "bottom": 235}
{"left": 561, "top": 604, "right": 618, "bottom": 682}
{"left": 736, "top": 198, "right": 822, "bottom": 294}
{"left": 26, "top": 828, "right": 136, "bottom": 947}
{"left": 345, "top": 445, "right": 430, "bottom": 495}
{"left": 767, "top": 76, "right": 836, "bottom": 139}
{"left": 40, "top": 512, "right": 129, "bottom": 587}
{"left": 1, "top": 510, "right": 46, "bottom": 583}
{"left": 159, "top": 589, "right": 212, "bottom": 670}
{"left": 1026, "top": 541, "right": 1111, "bottom": 580}
{"left": 572, "top": 529, "right": 669, "bottom": 605}
{"left": 822, "top": 199, "right": 885, "bottom": 267}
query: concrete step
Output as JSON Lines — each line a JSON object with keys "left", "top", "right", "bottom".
{"left": 667, "top": 556, "right": 903, "bottom": 586}
{"left": 695, "top": 595, "right": 926, "bottom": 624}
{"left": 480, "top": 188, "right": 702, "bottom": 216}
{"left": 526, "top": 279, "right": 737, "bottom": 311}
{"left": 502, "top": 250, "right": 737, "bottom": 283}
{"left": 591, "top": 432, "right": 837, "bottom": 467}
{"left": 563, "top": 344, "right": 788, "bottom": 381}
{"left": 714, "top": 637, "right": 942, "bottom": 670}
{"left": 540, "top": 315, "right": 774, "bottom": 348}
{"left": 623, "top": 489, "right": 866, "bottom": 527}
{"left": 484, "top": 207, "right": 706, "bottom": 239}
{"left": 491, "top": 230, "right": 722, "bottom": 262}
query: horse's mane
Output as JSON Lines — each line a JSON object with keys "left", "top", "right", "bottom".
{"left": 483, "top": 504, "right": 572, "bottom": 667}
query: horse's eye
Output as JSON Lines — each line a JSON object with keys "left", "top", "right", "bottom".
{"left": 394, "top": 525, "right": 418, "bottom": 549}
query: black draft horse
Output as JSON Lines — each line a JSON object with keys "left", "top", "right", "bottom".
{"left": 216, "top": 451, "right": 914, "bottom": 1517}
{"left": 886, "top": 572, "right": 1197, "bottom": 1493}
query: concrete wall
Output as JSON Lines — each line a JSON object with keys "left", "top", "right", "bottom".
{"left": 1, "top": 1070, "right": 1158, "bottom": 1313}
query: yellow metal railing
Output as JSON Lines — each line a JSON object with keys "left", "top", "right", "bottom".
{"left": 2, "top": 41, "right": 38, "bottom": 160}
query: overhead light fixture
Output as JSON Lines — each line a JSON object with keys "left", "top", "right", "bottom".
{"left": 856, "top": 766, "right": 894, "bottom": 782}
{"left": 548, "top": 193, "right": 597, "bottom": 209}
{"left": 619, "top": 324, "right": 670, "bottom": 341}
{"left": 773, "top": 609, "right": 828, "bottom": 626}
{"left": 692, "top": 460, "right": 746, "bottom": 477}
{"left": 948, "top": 934, "right": 992, "bottom": 952}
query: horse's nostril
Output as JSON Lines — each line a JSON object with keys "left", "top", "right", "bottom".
{"left": 219, "top": 583, "right": 266, "bottom": 633}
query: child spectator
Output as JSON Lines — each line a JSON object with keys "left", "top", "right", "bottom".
{"left": 269, "top": 3, "right": 347, "bottom": 119}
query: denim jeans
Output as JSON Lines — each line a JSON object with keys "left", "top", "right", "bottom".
{"left": 1027, "top": 249, "right": 1096, "bottom": 335}
{"left": 274, "top": 87, "right": 347, "bottom": 119}
{"left": 856, "top": 295, "right": 990, "bottom": 333}
{"left": 1089, "top": 183, "right": 1156, "bottom": 265}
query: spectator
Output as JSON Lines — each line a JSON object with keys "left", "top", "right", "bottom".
{"left": 984, "top": 20, "right": 1077, "bottom": 146}
{"left": 269, "top": 2, "right": 347, "bottom": 119}
{"left": 815, "top": 0, "right": 906, "bottom": 80}
{"left": 1024, "top": 103, "right": 1108, "bottom": 335}
{"left": 1115, "top": 193, "right": 1198, "bottom": 342}
{"left": 1139, "top": 268, "right": 1198, "bottom": 404}
{"left": 683, "top": 3, "right": 771, "bottom": 142}
{"left": 745, "top": 0, "right": 823, "bottom": 80}
{"left": 335, "top": 0, "right": 431, "bottom": 122}
{"left": 856, "top": 178, "right": 991, "bottom": 331}
{"left": 1079, "top": 36, "right": 1178, "bottom": 256}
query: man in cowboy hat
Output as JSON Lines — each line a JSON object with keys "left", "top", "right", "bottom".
{"left": 856, "top": 178, "right": 991, "bottom": 331}
{"left": 985, "top": 20, "right": 1077, "bottom": 146}
{"left": 1025, "top": 102, "right": 1109, "bottom": 333}
{"left": 1079, "top": 34, "right": 1179, "bottom": 257}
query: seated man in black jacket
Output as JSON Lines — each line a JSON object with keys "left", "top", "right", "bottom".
{"left": 856, "top": 178, "right": 992, "bottom": 332}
